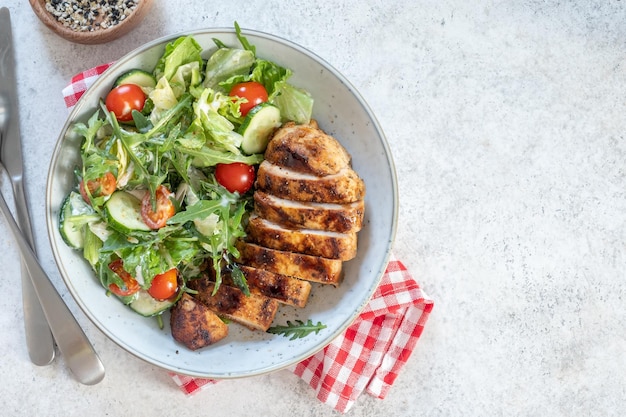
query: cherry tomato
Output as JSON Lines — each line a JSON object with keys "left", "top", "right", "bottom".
{"left": 108, "top": 259, "right": 140, "bottom": 297}
{"left": 215, "top": 163, "right": 256, "bottom": 194}
{"left": 229, "top": 81, "right": 268, "bottom": 116}
{"left": 148, "top": 268, "right": 178, "bottom": 300}
{"left": 80, "top": 171, "right": 117, "bottom": 203}
{"left": 141, "top": 185, "right": 176, "bottom": 229}
{"left": 105, "top": 84, "right": 146, "bottom": 122}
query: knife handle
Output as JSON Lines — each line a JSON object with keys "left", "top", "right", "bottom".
{"left": 0, "top": 6, "right": 57, "bottom": 367}
{"left": 0, "top": 189, "right": 105, "bottom": 385}
{"left": 10, "top": 179, "right": 56, "bottom": 366}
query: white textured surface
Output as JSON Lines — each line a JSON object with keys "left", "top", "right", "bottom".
{"left": 0, "top": 1, "right": 624, "bottom": 415}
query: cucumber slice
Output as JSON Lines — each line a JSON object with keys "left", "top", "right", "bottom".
{"left": 59, "top": 192, "right": 86, "bottom": 249}
{"left": 105, "top": 191, "right": 151, "bottom": 233}
{"left": 113, "top": 69, "right": 157, "bottom": 89}
{"left": 239, "top": 103, "right": 281, "bottom": 154}
{"left": 129, "top": 290, "right": 176, "bottom": 317}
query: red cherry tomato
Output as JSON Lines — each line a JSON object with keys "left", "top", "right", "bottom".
{"left": 105, "top": 84, "right": 146, "bottom": 122}
{"left": 148, "top": 268, "right": 178, "bottom": 300}
{"left": 108, "top": 259, "right": 140, "bottom": 297}
{"left": 215, "top": 163, "right": 256, "bottom": 194}
{"left": 141, "top": 185, "right": 176, "bottom": 230}
{"left": 80, "top": 171, "right": 117, "bottom": 203}
{"left": 229, "top": 81, "right": 268, "bottom": 116}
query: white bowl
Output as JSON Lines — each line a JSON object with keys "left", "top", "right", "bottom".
{"left": 46, "top": 28, "right": 397, "bottom": 378}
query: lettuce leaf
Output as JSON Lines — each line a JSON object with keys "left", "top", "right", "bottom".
{"left": 155, "top": 36, "right": 204, "bottom": 82}
{"left": 203, "top": 48, "right": 255, "bottom": 91}
{"left": 270, "top": 82, "right": 314, "bottom": 124}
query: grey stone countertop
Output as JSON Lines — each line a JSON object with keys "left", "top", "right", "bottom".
{"left": 0, "top": 1, "right": 623, "bottom": 416}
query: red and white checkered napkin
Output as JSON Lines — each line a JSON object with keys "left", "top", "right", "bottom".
{"left": 62, "top": 64, "right": 434, "bottom": 413}
{"left": 169, "top": 254, "right": 433, "bottom": 412}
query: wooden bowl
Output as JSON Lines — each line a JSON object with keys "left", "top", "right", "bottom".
{"left": 29, "top": 0, "right": 153, "bottom": 45}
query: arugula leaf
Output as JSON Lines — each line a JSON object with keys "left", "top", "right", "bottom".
{"left": 212, "top": 37, "right": 228, "bottom": 49}
{"left": 146, "top": 93, "right": 194, "bottom": 138}
{"left": 167, "top": 199, "right": 225, "bottom": 225}
{"left": 229, "top": 265, "right": 250, "bottom": 296}
{"left": 73, "top": 111, "right": 105, "bottom": 153}
{"left": 167, "top": 185, "right": 248, "bottom": 295}
{"left": 202, "top": 200, "right": 247, "bottom": 295}
{"left": 131, "top": 110, "right": 152, "bottom": 132}
{"left": 267, "top": 319, "right": 327, "bottom": 340}
{"left": 234, "top": 21, "right": 256, "bottom": 55}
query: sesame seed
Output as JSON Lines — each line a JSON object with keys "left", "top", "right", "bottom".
{"left": 44, "top": 0, "right": 139, "bottom": 32}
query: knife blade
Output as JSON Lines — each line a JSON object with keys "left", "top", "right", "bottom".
{"left": 0, "top": 7, "right": 56, "bottom": 366}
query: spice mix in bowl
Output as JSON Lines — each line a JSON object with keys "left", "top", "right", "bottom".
{"left": 29, "top": 0, "right": 153, "bottom": 44}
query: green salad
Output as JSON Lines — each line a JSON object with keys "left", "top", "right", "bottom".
{"left": 59, "top": 26, "right": 314, "bottom": 320}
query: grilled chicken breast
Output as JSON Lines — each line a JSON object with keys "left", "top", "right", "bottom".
{"left": 170, "top": 293, "right": 229, "bottom": 350}
{"left": 246, "top": 215, "right": 358, "bottom": 260}
{"left": 235, "top": 240, "right": 344, "bottom": 286}
{"left": 256, "top": 160, "right": 365, "bottom": 204}
{"left": 264, "top": 120, "right": 352, "bottom": 176}
{"left": 168, "top": 121, "right": 366, "bottom": 348}
{"left": 189, "top": 279, "right": 279, "bottom": 331}
{"left": 253, "top": 191, "right": 364, "bottom": 233}
{"left": 238, "top": 265, "right": 311, "bottom": 308}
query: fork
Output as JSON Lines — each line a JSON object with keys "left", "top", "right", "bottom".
{"left": 0, "top": 94, "right": 105, "bottom": 385}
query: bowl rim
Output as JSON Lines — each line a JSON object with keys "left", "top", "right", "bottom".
{"left": 46, "top": 27, "right": 399, "bottom": 378}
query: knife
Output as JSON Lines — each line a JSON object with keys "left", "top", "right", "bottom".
{"left": 0, "top": 7, "right": 55, "bottom": 366}
{"left": 0, "top": 8, "right": 105, "bottom": 384}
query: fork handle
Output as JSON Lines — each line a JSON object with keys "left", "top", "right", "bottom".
{"left": 0, "top": 189, "right": 105, "bottom": 385}
{"left": 10, "top": 178, "right": 56, "bottom": 366}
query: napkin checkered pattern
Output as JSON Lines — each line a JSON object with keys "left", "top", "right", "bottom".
{"left": 62, "top": 64, "right": 434, "bottom": 413}
{"left": 63, "top": 63, "right": 114, "bottom": 109}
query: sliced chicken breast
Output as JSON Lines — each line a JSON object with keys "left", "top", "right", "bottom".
{"left": 253, "top": 191, "right": 364, "bottom": 233}
{"left": 170, "top": 293, "right": 229, "bottom": 350}
{"left": 238, "top": 265, "right": 311, "bottom": 308}
{"left": 255, "top": 160, "right": 365, "bottom": 204}
{"left": 189, "top": 279, "right": 280, "bottom": 332}
{"left": 264, "top": 120, "right": 352, "bottom": 176}
{"left": 235, "top": 240, "right": 344, "bottom": 286}
{"left": 246, "top": 215, "right": 358, "bottom": 260}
